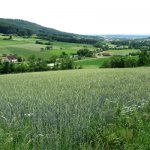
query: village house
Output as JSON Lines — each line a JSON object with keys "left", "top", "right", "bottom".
{"left": 1, "top": 55, "right": 18, "bottom": 63}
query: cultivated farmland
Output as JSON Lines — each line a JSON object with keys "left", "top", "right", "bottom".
{"left": 0, "top": 35, "right": 95, "bottom": 59}
{"left": 0, "top": 68, "right": 150, "bottom": 149}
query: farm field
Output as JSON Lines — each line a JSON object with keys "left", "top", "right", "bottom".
{"left": 0, "top": 36, "right": 95, "bottom": 59}
{"left": 0, "top": 68, "right": 150, "bottom": 149}
{"left": 75, "top": 57, "right": 110, "bottom": 68}
{"left": 107, "top": 49, "right": 140, "bottom": 55}
{"left": 0, "top": 35, "right": 140, "bottom": 60}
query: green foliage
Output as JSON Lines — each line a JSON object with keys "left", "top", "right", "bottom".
{"left": 0, "top": 54, "right": 77, "bottom": 74}
{"left": 101, "top": 50, "right": 150, "bottom": 68}
{"left": 0, "top": 18, "right": 71, "bottom": 36}
{"left": 35, "top": 40, "right": 53, "bottom": 47}
{"left": 110, "top": 56, "right": 125, "bottom": 68}
{"left": 60, "top": 58, "right": 74, "bottom": 70}
{"left": 17, "top": 56, "right": 23, "bottom": 62}
{"left": 53, "top": 53, "right": 75, "bottom": 70}
{"left": 0, "top": 18, "right": 99, "bottom": 43}
{"left": 94, "top": 42, "right": 109, "bottom": 50}
{"left": 124, "top": 57, "right": 138, "bottom": 67}
{"left": 0, "top": 21, "right": 33, "bottom": 36}
{"left": 77, "top": 48, "right": 93, "bottom": 57}
{"left": 35, "top": 40, "right": 43, "bottom": 44}
{"left": 48, "top": 55, "right": 58, "bottom": 63}
{"left": 45, "top": 45, "right": 52, "bottom": 50}
{"left": 102, "top": 56, "right": 138, "bottom": 68}
{"left": 138, "top": 50, "right": 150, "bottom": 66}
{"left": 110, "top": 39, "right": 150, "bottom": 50}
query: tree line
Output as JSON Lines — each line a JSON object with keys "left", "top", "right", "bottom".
{"left": 37, "top": 35, "right": 98, "bottom": 44}
{"left": 101, "top": 50, "right": 150, "bottom": 68}
{"left": 110, "top": 40, "right": 150, "bottom": 50}
{"left": 0, "top": 54, "right": 78, "bottom": 75}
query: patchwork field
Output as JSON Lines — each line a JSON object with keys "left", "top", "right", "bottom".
{"left": 0, "top": 35, "right": 139, "bottom": 60}
{"left": 0, "top": 36, "right": 95, "bottom": 58}
{"left": 0, "top": 68, "right": 150, "bottom": 149}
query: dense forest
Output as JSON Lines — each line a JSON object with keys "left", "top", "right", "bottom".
{"left": 0, "top": 18, "right": 71, "bottom": 36}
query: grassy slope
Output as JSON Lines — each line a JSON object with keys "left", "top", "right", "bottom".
{"left": 75, "top": 57, "right": 110, "bottom": 68}
{"left": 0, "top": 18, "right": 75, "bottom": 36}
{"left": 107, "top": 49, "right": 140, "bottom": 55}
{"left": 0, "top": 35, "right": 140, "bottom": 60}
{"left": 0, "top": 36, "right": 95, "bottom": 58}
{"left": 0, "top": 68, "right": 150, "bottom": 149}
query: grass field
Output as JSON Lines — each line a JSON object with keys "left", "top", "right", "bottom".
{"left": 0, "top": 35, "right": 140, "bottom": 60}
{"left": 75, "top": 57, "right": 110, "bottom": 68}
{"left": 107, "top": 49, "right": 140, "bottom": 55}
{"left": 0, "top": 36, "right": 95, "bottom": 59}
{"left": 0, "top": 68, "right": 150, "bottom": 149}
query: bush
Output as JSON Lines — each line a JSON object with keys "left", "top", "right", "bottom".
{"left": 35, "top": 40, "right": 43, "bottom": 44}
{"left": 110, "top": 56, "right": 125, "bottom": 68}
{"left": 129, "top": 52, "right": 140, "bottom": 56}
{"left": 45, "top": 42, "right": 53, "bottom": 45}
{"left": 138, "top": 50, "right": 150, "bottom": 66}
{"left": 101, "top": 56, "right": 138, "bottom": 68}
{"left": 77, "top": 48, "right": 93, "bottom": 57}
{"left": 124, "top": 57, "right": 138, "bottom": 67}
{"left": 59, "top": 58, "right": 74, "bottom": 70}
{"left": 45, "top": 46, "right": 52, "bottom": 50}
{"left": 100, "top": 59, "right": 111, "bottom": 68}
{"left": 17, "top": 56, "right": 23, "bottom": 62}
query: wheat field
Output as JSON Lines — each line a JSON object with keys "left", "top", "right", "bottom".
{"left": 0, "top": 68, "right": 150, "bottom": 149}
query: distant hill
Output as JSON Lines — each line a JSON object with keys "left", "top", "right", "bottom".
{"left": 100, "top": 34, "right": 150, "bottom": 39}
{"left": 0, "top": 18, "right": 101, "bottom": 44}
{"left": 0, "top": 18, "right": 76, "bottom": 37}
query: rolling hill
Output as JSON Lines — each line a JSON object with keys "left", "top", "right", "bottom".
{"left": 0, "top": 18, "right": 76, "bottom": 36}
{"left": 0, "top": 18, "right": 101, "bottom": 45}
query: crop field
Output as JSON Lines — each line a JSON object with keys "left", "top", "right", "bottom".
{"left": 0, "top": 36, "right": 95, "bottom": 58}
{"left": 107, "top": 49, "right": 140, "bottom": 55}
{"left": 0, "top": 35, "right": 140, "bottom": 60}
{"left": 75, "top": 57, "right": 110, "bottom": 68}
{"left": 0, "top": 68, "right": 150, "bottom": 149}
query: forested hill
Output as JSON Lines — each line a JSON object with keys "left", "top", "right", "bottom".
{"left": 0, "top": 18, "right": 76, "bottom": 36}
{"left": 0, "top": 18, "right": 101, "bottom": 44}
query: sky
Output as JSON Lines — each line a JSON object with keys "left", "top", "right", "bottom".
{"left": 1, "top": 0, "right": 150, "bottom": 35}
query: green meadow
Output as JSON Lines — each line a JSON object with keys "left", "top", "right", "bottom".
{"left": 75, "top": 57, "right": 110, "bottom": 68}
{"left": 0, "top": 36, "right": 95, "bottom": 59}
{"left": 0, "top": 35, "right": 139, "bottom": 60}
{"left": 107, "top": 49, "right": 140, "bottom": 55}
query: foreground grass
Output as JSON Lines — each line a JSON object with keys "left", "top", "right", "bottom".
{"left": 0, "top": 68, "right": 150, "bottom": 149}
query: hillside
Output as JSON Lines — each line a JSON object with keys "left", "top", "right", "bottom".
{"left": 0, "top": 18, "right": 76, "bottom": 36}
{"left": 0, "top": 68, "right": 150, "bottom": 149}
{"left": 0, "top": 35, "right": 96, "bottom": 58}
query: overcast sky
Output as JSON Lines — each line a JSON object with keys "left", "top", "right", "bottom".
{"left": 1, "top": 0, "right": 150, "bottom": 35}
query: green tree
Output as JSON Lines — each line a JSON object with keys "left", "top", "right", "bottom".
{"left": 17, "top": 56, "right": 23, "bottom": 62}
{"left": 9, "top": 35, "right": 12, "bottom": 40}
{"left": 77, "top": 48, "right": 93, "bottom": 57}
{"left": 138, "top": 50, "right": 150, "bottom": 66}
